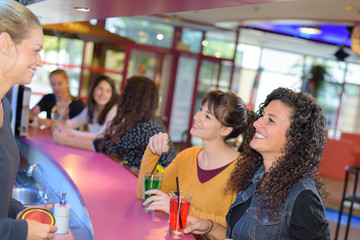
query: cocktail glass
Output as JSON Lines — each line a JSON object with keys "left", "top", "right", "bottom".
{"left": 169, "top": 190, "right": 192, "bottom": 239}
{"left": 143, "top": 172, "right": 162, "bottom": 204}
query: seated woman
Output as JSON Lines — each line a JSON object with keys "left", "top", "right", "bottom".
{"left": 53, "top": 76, "right": 176, "bottom": 171}
{"left": 53, "top": 75, "right": 118, "bottom": 139}
{"left": 137, "top": 90, "right": 254, "bottom": 228}
{"left": 184, "top": 88, "right": 330, "bottom": 240}
{"left": 30, "top": 69, "right": 85, "bottom": 128}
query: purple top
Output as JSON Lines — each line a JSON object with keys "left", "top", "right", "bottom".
{"left": 197, "top": 160, "right": 233, "bottom": 183}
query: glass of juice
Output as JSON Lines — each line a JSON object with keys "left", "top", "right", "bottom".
{"left": 142, "top": 172, "right": 162, "bottom": 204}
{"left": 169, "top": 190, "right": 192, "bottom": 239}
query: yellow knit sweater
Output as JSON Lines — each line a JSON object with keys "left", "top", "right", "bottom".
{"left": 137, "top": 146, "right": 238, "bottom": 227}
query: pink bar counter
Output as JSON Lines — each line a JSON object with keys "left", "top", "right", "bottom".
{"left": 19, "top": 128, "right": 195, "bottom": 240}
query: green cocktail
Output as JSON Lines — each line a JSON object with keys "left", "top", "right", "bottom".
{"left": 142, "top": 172, "right": 162, "bottom": 202}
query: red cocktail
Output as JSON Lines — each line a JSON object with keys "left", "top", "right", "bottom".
{"left": 169, "top": 191, "right": 192, "bottom": 239}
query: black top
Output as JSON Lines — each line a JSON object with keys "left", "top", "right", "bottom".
{"left": 36, "top": 93, "right": 85, "bottom": 119}
{"left": 93, "top": 117, "right": 176, "bottom": 170}
{"left": 229, "top": 190, "right": 330, "bottom": 239}
{"left": 0, "top": 98, "right": 27, "bottom": 240}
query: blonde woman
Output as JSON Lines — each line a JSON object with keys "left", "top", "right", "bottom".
{"left": 30, "top": 69, "right": 85, "bottom": 128}
{"left": 0, "top": 1, "right": 57, "bottom": 239}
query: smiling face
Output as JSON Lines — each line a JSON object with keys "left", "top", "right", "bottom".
{"left": 93, "top": 80, "right": 113, "bottom": 107}
{"left": 50, "top": 73, "right": 69, "bottom": 99}
{"left": 250, "top": 100, "right": 292, "bottom": 170}
{"left": 4, "top": 26, "right": 43, "bottom": 85}
{"left": 190, "top": 102, "right": 230, "bottom": 141}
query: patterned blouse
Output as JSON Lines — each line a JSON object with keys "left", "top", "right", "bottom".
{"left": 93, "top": 117, "right": 176, "bottom": 170}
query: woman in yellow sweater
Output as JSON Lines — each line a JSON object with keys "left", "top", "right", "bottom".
{"left": 137, "top": 89, "right": 254, "bottom": 227}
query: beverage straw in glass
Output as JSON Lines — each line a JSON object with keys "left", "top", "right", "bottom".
{"left": 176, "top": 177, "right": 183, "bottom": 229}
{"left": 147, "top": 137, "right": 171, "bottom": 181}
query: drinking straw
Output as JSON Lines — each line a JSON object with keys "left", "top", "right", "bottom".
{"left": 176, "top": 177, "right": 184, "bottom": 229}
{"left": 147, "top": 137, "right": 171, "bottom": 180}
{"left": 183, "top": 182, "right": 188, "bottom": 198}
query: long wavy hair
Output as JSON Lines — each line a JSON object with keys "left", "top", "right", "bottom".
{"left": 99, "top": 76, "right": 159, "bottom": 151}
{"left": 87, "top": 75, "right": 118, "bottom": 125}
{"left": 228, "top": 87, "right": 328, "bottom": 220}
{"left": 201, "top": 90, "right": 255, "bottom": 146}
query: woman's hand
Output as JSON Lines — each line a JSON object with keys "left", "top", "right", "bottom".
{"left": 184, "top": 216, "right": 228, "bottom": 239}
{"left": 18, "top": 204, "right": 58, "bottom": 239}
{"left": 143, "top": 189, "right": 170, "bottom": 214}
{"left": 53, "top": 126, "right": 71, "bottom": 145}
{"left": 51, "top": 119, "right": 64, "bottom": 131}
{"left": 26, "top": 219, "right": 58, "bottom": 240}
{"left": 148, "top": 132, "right": 170, "bottom": 155}
{"left": 37, "top": 118, "right": 52, "bottom": 129}
{"left": 183, "top": 216, "right": 213, "bottom": 235}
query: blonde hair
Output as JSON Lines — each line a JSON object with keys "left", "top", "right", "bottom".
{"left": 49, "top": 69, "right": 69, "bottom": 82}
{"left": 0, "top": 0, "right": 42, "bottom": 44}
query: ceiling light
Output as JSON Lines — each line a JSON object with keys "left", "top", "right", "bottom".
{"left": 74, "top": 7, "right": 91, "bottom": 12}
{"left": 202, "top": 40, "right": 208, "bottom": 46}
{"left": 156, "top": 33, "right": 164, "bottom": 40}
{"left": 299, "top": 26, "right": 321, "bottom": 35}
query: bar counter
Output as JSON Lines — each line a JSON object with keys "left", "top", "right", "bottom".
{"left": 18, "top": 127, "right": 195, "bottom": 240}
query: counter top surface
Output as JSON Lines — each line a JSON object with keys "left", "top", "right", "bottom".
{"left": 24, "top": 128, "right": 194, "bottom": 240}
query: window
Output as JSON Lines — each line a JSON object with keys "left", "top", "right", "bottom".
{"left": 181, "top": 28, "right": 203, "bottom": 53}
{"left": 105, "top": 17, "right": 174, "bottom": 48}
{"left": 202, "top": 31, "right": 236, "bottom": 59}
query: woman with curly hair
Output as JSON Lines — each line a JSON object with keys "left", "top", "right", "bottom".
{"left": 184, "top": 87, "right": 330, "bottom": 239}
{"left": 54, "top": 76, "right": 176, "bottom": 171}
{"left": 137, "top": 90, "right": 255, "bottom": 229}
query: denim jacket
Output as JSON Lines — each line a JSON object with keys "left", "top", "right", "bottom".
{"left": 225, "top": 165, "right": 325, "bottom": 240}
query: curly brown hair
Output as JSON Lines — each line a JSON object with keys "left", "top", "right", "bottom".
{"left": 99, "top": 76, "right": 158, "bottom": 151}
{"left": 228, "top": 87, "right": 329, "bottom": 219}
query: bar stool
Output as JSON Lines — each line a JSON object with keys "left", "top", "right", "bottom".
{"left": 334, "top": 166, "right": 360, "bottom": 240}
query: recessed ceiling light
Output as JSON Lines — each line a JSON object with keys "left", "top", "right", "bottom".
{"left": 299, "top": 27, "right": 321, "bottom": 35}
{"left": 74, "top": 7, "right": 91, "bottom": 12}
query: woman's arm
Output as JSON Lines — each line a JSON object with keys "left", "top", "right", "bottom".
{"left": 184, "top": 216, "right": 227, "bottom": 239}
{"left": 289, "top": 190, "right": 330, "bottom": 239}
{"left": 65, "top": 107, "right": 88, "bottom": 129}
{"left": 29, "top": 105, "right": 40, "bottom": 121}
{"left": 188, "top": 205, "right": 228, "bottom": 228}
{"left": 137, "top": 145, "right": 164, "bottom": 199}
{"left": 53, "top": 126, "right": 94, "bottom": 151}
{"left": 96, "top": 105, "right": 117, "bottom": 136}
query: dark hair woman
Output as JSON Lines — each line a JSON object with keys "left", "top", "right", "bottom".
{"left": 54, "top": 75, "right": 176, "bottom": 171}
{"left": 53, "top": 75, "right": 118, "bottom": 139}
{"left": 183, "top": 87, "right": 330, "bottom": 240}
{"left": 137, "top": 89, "right": 255, "bottom": 229}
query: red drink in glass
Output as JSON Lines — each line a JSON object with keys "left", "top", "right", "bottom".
{"left": 169, "top": 191, "right": 192, "bottom": 239}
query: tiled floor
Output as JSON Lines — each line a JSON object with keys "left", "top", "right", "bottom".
{"left": 321, "top": 176, "right": 360, "bottom": 240}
